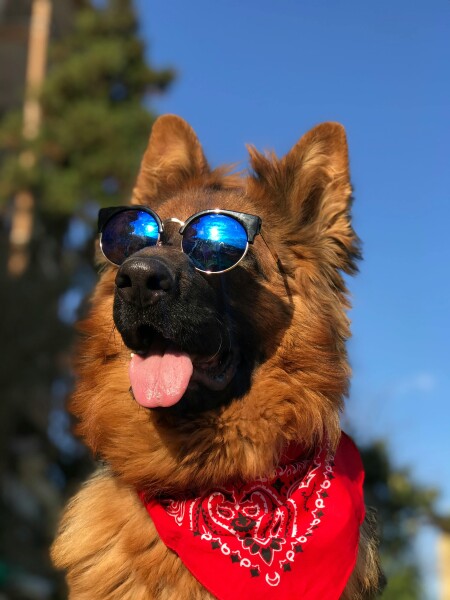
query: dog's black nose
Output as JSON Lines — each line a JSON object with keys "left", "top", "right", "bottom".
{"left": 115, "top": 257, "right": 176, "bottom": 307}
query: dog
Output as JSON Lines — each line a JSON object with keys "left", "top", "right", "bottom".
{"left": 51, "top": 115, "right": 383, "bottom": 598}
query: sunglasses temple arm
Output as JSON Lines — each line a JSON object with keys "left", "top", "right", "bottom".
{"left": 260, "top": 231, "right": 294, "bottom": 305}
{"left": 260, "top": 231, "right": 286, "bottom": 274}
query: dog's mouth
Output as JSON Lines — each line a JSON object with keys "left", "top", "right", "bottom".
{"left": 127, "top": 327, "right": 239, "bottom": 409}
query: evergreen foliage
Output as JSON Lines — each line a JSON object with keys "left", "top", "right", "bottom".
{"left": 0, "top": 0, "right": 174, "bottom": 212}
{"left": 361, "top": 440, "right": 441, "bottom": 599}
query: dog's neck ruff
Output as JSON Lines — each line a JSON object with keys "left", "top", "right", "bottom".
{"left": 139, "top": 432, "right": 364, "bottom": 600}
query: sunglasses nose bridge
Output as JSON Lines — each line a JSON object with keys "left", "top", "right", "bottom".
{"left": 159, "top": 217, "right": 185, "bottom": 245}
{"left": 162, "top": 217, "right": 185, "bottom": 228}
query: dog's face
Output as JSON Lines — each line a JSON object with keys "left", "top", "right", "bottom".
{"left": 111, "top": 188, "right": 292, "bottom": 416}
{"left": 71, "top": 116, "right": 359, "bottom": 494}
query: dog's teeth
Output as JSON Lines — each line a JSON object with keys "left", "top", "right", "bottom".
{"left": 130, "top": 352, "right": 135, "bottom": 358}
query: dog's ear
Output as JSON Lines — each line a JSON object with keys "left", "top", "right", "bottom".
{"left": 248, "top": 122, "right": 360, "bottom": 274}
{"left": 132, "top": 114, "right": 209, "bottom": 205}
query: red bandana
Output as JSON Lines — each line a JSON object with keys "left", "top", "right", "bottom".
{"left": 140, "top": 433, "right": 365, "bottom": 600}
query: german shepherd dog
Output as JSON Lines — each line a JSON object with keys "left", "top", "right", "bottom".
{"left": 52, "top": 115, "right": 383, "bottom": 598}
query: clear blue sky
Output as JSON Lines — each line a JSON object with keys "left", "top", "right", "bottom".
{"left": 135, "top": 0, "right": 450, "bottom": 510}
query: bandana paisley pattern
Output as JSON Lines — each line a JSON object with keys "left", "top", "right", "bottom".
{"left": 140, "top": 433, "right": 365, "bottom": 600}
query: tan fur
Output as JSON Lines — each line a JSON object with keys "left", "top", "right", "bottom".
{"left": 52, "top": 471, "right": 213, "bottom": 599}
{"left": 52, "top": 115, "right": 383, "bottom": 598}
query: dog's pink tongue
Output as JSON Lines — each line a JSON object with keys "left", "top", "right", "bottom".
{"left": 129, "top": 347, "right": 193, "bottom": 408}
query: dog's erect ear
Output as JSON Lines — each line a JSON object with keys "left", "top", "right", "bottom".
{"left": 248, "top": 122, "right": 360, "bottom": 274}
{"left": 132, "top": 115, "right": 209, "bottom": 205}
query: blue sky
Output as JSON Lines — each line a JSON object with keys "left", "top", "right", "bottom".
{"left": 134, "top": 3, "right": 449, "bottom": 586}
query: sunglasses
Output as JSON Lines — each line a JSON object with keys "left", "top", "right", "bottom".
{"left": 98, "top": 206, "right": 262, "bottom": 274}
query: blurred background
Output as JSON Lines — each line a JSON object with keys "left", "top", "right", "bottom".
{"left": 0, "top": 0, "right": 448, "bottom": 598}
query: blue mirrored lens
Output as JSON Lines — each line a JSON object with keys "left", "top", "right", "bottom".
{"left": 182, "top": 214, "right": 248, "bottom": 272}
{"left": 101, "top": 209, "right": 159, "bottom": 265}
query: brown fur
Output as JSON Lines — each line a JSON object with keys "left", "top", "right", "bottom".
{"left": 52, "top": 115, "right": 383, "bottom": 598}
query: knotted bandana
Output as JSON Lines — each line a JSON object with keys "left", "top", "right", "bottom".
{"left": 140, "top": 432, "right": 364, "bottom": 599}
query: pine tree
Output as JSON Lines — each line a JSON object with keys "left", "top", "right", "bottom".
{"left": 0, "top": 0, "right": 173, "bottom": 213}
{"left": 0, "top": 2, "right": 173, "bottom": 597}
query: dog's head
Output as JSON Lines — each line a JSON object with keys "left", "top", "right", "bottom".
{"left": 71, "top": 115, "right": 360, "bottom": 494}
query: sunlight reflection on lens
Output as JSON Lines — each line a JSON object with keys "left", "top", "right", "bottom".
{"left": 209, "top": 225, "right": 220, "bottom": 241}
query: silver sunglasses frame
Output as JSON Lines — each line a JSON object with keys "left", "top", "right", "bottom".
{"left": 98, "top": 207, "right": 259, "bottom": 275}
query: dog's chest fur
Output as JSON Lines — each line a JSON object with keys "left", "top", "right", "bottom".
{"left": 54, "top": 471, "right": 215, "bottom": 599}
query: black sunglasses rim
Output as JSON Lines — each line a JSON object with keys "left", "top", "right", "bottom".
{"left": 98, "top": 205, "right": 262, "bottom": 243}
